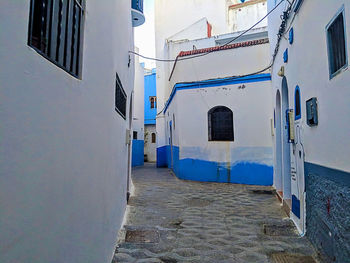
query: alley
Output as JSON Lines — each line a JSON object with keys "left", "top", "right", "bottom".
{"left": 113, "top": 164, "right": 320, "bottom": 263}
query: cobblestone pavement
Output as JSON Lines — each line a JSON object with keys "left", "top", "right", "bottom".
{"left": 112, "top": 164, "right": 323, "bottom": 263}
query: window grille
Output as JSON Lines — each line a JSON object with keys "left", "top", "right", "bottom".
{"left": 28, "top": 0, "right": 85, "bottom": 78}
{"left": 115, "top": 73, "right": 127, "bottom": 119}
{"left": 326, "top": 8, "right": 347, "bottom": 78}
{"left": 208, "top": 106, "right": 234, "bottom": 141}
{"left": 295, "top": 86, "right": 301, "bottom": 120}
{"left": 150, "top": 96, "right": 157, "bottom": 109}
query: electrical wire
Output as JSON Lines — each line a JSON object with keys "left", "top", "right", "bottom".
{"left": 154, "top": 0, "right": 294, "bottom": 115}
{"left": 130, "top": 0, "right": 286, "bottom": 63}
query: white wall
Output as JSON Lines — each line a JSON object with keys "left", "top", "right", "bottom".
{"left": 144, "top": 125, "right": 157, "bottom": 162}
{"left": 0, "top": 1, "right": 134, "bottom": 262}
{"left": 155, "top": 0, "right": 233, "bottom": 149}
{"left": 228, "top": 0, "right": 267, "bottom": 32}
{"left": 167, "top": 18, "right": 210, "bottom": 42}
{"left": 172, "top": 82, "right": 273, "bottom": 165}
{"left": 133, "top": 51, "right": 145, "bottom": 140}
{"left": 268, "top": 0, "right": 350, "bottom": 172}
{"left": 164, "top": 41, "right": 273, "bottom": 165}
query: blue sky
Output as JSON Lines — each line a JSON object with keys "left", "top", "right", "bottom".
{"left": 135, "top": 0, "right": 155, "bottom": 69}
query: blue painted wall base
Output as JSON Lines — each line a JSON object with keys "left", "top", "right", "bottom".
{"left": 132, "top": 140, "right": 144, "bottom": 167}
{"left": 156, "top": 145, "right": 273, "bottom": 186}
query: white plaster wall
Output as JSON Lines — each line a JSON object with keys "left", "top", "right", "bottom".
{"left": 268, "top": 0, "right": 350, "bottom": 172}
{"left": 0, "top": 1, "right": 134, "bottom": 262}
{"left": 133, "top": 52, "right": 145, "bottom": 140}
{"left": 144, "top": 125, "right": 157, "bottom": 162}
{"left": 170, "top": 82, "right": 273, "bottom": 165}
{"left": 170, "top": 43, "right": 271, "bottom": 89}
{"left": 228, "top": 0, "right": 267, "bottom": 32}
{"left": 167, "top": 18, "right": 210, "bottom": 42}
{"left": 155, "top": 0, "right": 233, "bottom": 148}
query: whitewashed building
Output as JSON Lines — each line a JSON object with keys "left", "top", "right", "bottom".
{"left": 131, "top": 50, "right": 145, "bottom": 167}
{"left": 144, "top": 68, "right": 157, "bottom": 163}
{"left": 0, "top": 0, "right": 144, "bottom": 262}
{"left": 155, "top": 0, "right": 274, "bottom": 185}
{"left": 268, "top": 0, "right": 350, "bottom": 261}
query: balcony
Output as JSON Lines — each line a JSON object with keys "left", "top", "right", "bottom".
{"left": 132, "top": 0, "right": 145, "bottom": 27}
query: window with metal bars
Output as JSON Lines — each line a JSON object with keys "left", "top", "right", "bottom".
{"left": 208, "top": 106, "right": 234, "bottom": 141}
{"left": 150, "top": 96, "right": 157, "bottom": 109}
{"left": 326, "top": 7, "right": 348, "bottom": 79}
{"left": 115, "top": 73, "right": 127, "bottom": 119}
{"left": 28, "top": 0, "right": 85, "bottom": 78}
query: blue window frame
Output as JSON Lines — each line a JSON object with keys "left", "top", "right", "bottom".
{"left": 326, "top": 6, "right": 348, "bottom": 79}
{"left": 295, "top": 86, "right": 301, "bottom": 120}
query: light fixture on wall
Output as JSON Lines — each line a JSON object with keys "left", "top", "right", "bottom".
{"left": 278, "top": 66, "right": 285, "bottom": 77}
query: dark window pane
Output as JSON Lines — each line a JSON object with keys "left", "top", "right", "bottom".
{"left": 115, "top": 73, "right": 127, "bottom": 119}
{"left": 327, "top": 12, "right": 347, "bottom": 75}
{"left": 133, "top": 131, "right": 138, "bottom": 140}
{"left": 152, "top": 133, "right": 156, "bottom": 143}
{"left": 208, "top": 106, "right": 234, "bottom": 141}
{"left": 295, "top": 89, "right": 301, "bottom": 117}
{"left": 28, "top": 0, "right": 85, "bottom": 78}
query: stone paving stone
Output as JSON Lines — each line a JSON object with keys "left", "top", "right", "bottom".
{"left": 112, "top": 164, "right": 325, "bottom": 263}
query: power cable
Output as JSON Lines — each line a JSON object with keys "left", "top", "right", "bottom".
{"left": 154, "top": 0, "right": 294, "bottom": 115}
{"left": 130, "top": 0, "right": 285, "bottom": 63}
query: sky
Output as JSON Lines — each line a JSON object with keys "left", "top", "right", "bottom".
{"left": 134, "top": 0, "right": 156, "bottom": 70}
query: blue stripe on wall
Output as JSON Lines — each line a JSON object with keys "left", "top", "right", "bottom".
{"left": 164, "top": 73, "right": 271, "bottom": 113}
{"left": 178, "top": 159, "right": 273, "bottom": 186}
{"left": 132, "top": 140, "right": 144, "bottom": 167}
{"left": 156, "top": 145, "right": 168, "bottom": 167}
{"left": 305, "top": 162, "right": 350, "bottom": 187}
{"left": 157, "top": 146, "right": 273, "bottom": 186}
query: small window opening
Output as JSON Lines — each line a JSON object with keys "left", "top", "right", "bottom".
{"left": 295, "top": 86, "right": 301, "bottom": 119}
{"left": 151, "top": 133, "right": 156, "bottom": 143}
{"left": 115, "top": 73, "right": 127, "bottom": 119}
{"left": 208, "top": 106, "right": 234, "bottom": 141}
{"left": 133, "top": 131, "right": 137, "bottom": 140}
{"left": 326, "top": 8, "right": 347, "bottom": 78}
{"left": 150, "top": 96, "right": 157, "bottom": 109}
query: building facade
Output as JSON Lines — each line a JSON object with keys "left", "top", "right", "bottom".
{"left": 155, "top": 0, "right": 273, "bottom": 185}
{"left": 268, "top": 0, "right": 350, "bottom": 261}
{"left": 144, "top": 69, "right": 157, "bottom": 162}
{"left": 158, "top": 32, "right": 274, "bottom": 185}
{"left": 0, "top": 0, "right": 144, "bottom": 262}
{"left": 131, "top": 53, "right": 145, "bottom": 167}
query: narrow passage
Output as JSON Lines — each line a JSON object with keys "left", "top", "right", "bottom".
{"left": 113, "top": 164, "right": 320, "bottom": 263}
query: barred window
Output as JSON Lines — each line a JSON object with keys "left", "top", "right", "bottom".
{"left": 115, "top": 73, "right": 127, "bottom": 119}
{"left": 150, "top": 96, "right": 157, "bottom": 109}
{"left": 326, "top": 8, "right": 347, "bottom": 78}
{"left": 28, "top": 0, "right": 85, "bottom": 78}
{"left": 208, "top": 106, "right": 234, "bottom": 141}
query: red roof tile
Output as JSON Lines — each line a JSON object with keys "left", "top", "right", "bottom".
{"left": 178, "top": 38, "right": 269, "bottom": 57}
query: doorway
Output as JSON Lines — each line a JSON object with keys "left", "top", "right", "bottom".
{"left": 281, "top": 77, "right": 291, "bottom": 204}
{"left": 275, "top": 90, "right": 283, "bottom": 194}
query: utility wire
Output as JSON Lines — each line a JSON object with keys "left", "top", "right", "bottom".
{"left": 130, "top": 0, "right": 285, "bottom": 63}
{"left": 155, "top": 0, "right": 294, "bottom": 115}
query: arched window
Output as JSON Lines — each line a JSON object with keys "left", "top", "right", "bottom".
{"left": 208, "top": 106, "right": 234, "bottom": 141}
{"left": 151, "top": 133, "right": 156, "bottom": 143}
{"left": 295, "top": 86, "right": 301, "bottom": 120}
